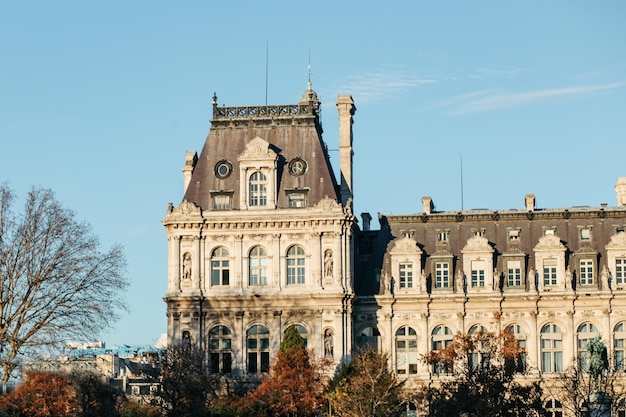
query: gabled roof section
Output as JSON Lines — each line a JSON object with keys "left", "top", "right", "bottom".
{"left": 183, "top": 89, "right": 341, "bottom": 211}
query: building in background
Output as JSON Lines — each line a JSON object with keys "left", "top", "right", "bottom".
{"left": 163, "top": 86, "right": 626, "bottom": 403}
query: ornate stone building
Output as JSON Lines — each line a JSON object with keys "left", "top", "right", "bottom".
{"left": 163, "top": 85, "right": 357, "bottom": 375}
{"left": 164, "top": 86, "right": 626, "bottom": 411}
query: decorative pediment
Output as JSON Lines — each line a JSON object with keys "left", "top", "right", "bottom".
{"left": 238, "top": 136, "right": 277, "bottom": 162}
{"left": 176, "top": 199, "right": 201, "bottom": 216}
{"left": 462, "top": 235, "right": 493, "bottom": 253}
{"left": 534, "top": 234, "right": 566, "bottom": 251}
{"left": 315, "top": 196, "right": 342, "bottom": 211}
{"left": 607, "top": 231, "right": 626, "bottom": 250}
{"left": 389, "top": 237, "right": 421, "bottom": 255}
{"left": 432, "top": 249, "right": 453, "bottom": 258}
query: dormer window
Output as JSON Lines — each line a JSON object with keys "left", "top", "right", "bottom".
{"left": 249, "top": 171, "right": 267, "bottom": 207}
{"left": 286, "top": 189, "right": 308, "bottom": 208}
{"left": 580, "top": 227, "right": 592, "bottom": 241}
{"left": 544, "top": 228, "right": 556, "bottom": 236}
{"left": 437, "top": 230, "right": 449, "bottom": 243}
{"left": 508, "top": 229, "right": 520, "bottom": 242}
{"left": 211, "top": 191, "right": 233, "bottom": 210}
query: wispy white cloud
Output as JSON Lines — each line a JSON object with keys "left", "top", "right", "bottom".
{"left": 442, "top": 82, "right": 626, "bottom": 115}
{"left": 332, "top": 68, "right": 436, "bottom": 104}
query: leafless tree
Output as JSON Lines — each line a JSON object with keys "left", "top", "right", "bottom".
{"left": 0, "top": 184, "right": 128, "bottom": 383}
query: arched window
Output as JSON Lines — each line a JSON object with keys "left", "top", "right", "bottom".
{"left": 615, "top": 322, "right": 626, "bottom": 371}
{"left": 432, "top": 325, "right": 454, "bottom": 374}
{"left": 395, "top": 326, "right": 418, "bottom": 375}
{"left": 209, "top": 325, "right": 232, "bottom": 373}
{"left": 249, "top": 246, "right": 268, "bottom": 286}
{"left": 287, "top": 246, "right": 305, "bottom": 285}
{"left": 541, "top": 324, "right": 563, "bottom": 373}
{"left": 358, "top": 326, "right": 381, "bottom": 351}
{"left": 577, "top": 322, "right": 600, "bottom": 371}
{"left": 506, "top": 324, "right": 527, "bottom": 373}
{"left": 249, "top": 171, "right": 267, "bottom": 206}
{"left": 469, "top": 325, "right": 489, "bottom": 371}
{"left": 210, "top": 247, "right": 230, "bottom": 286}
{"left": 247, "top": 324, "right": 270, "bottom": 373}
{"left": 543, "top": 399, "right": 563, "bottom": 417}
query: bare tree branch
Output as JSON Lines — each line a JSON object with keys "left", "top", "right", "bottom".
{"left": 0, "top": 184, "right": 128, "bottom": 383}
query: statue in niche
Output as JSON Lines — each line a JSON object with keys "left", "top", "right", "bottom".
{"left": 182, "top": 252, "right": 192, "bottom": 281}
{"left": 528, "top": 268, "right": 535, "bottom": 290}
{"left": 420, "top": 270, "right": 428, "bottom": 292}
{"left": 324, "top": 249, "right": 333, "bottom": 278}
{"left": 493, "top": 268, "right": 499, "bottom": 291}
{"left": 456, "top": 269, "right": 464, "bottom": 293}
{"left": 564, "top": 267, "right": 572, "bottom": 289}
{"left": 601, "top": 265, "right": 610, "bottom": 290}
{"left": 382, "top": 270, "right": 391, "bottom": 294}
{"left": 324, "top": 329, "right": 334, "bottom": 357}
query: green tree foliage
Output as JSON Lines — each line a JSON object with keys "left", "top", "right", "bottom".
{"left": 326, "top": 349, "right": 404, "bottom": 417}
{"left": 0, "top": 185, "right": 128, "bottom": 383}
{"left": 421, "top": 329, "right": 544, "bottom": 417}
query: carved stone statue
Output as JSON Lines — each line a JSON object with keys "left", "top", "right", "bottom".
{"left": 493, "top": 268, "right": 499, "bottom": 291}
{"left": 565, "top": 267, "right": 572, "bottom": 290}
{"left": 324, "top": 329, "right": 334, "bottom": 357}
{"left": 324, "top": 249, "right": 333, "bottom": 278}
{"left": 182, "top": 252, "right": 192, "bottom": 281}
{"left": 528, "top": 268, "right": 535, "bottom": 290}
{"left": 420, "top": 271, "right": 428, "bottom": 293}
{"left": 601, "top": 265, "right": 610, "bottom": 290}
{"left": 383, "top": 270, "right": 391, "bottom": 294}
{"left": 456, "top": 269, "right": 464, "bottom": 293}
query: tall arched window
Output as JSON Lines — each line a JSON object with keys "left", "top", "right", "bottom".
{"left": 577, "top": 322, "right": 600, "bottom": 371}
{"left": 541, "top": 323, "right": 563, "bottom": 373}
{"left": 249, "top": 246, "right": 268, "bottom": 286}
{"left": 249, "top": 171, "right": 267, "bottom": 206}
{"left": 432, "top": 325, "right": 454, "bottom": 374}
{"left": 506, "top": 323, "right": 527, "bottom": 373}
{"left": 615, "top": 322, "right": 626, "bottom": 371}
{"left": 287, "top": 246, "right": 305, "bottom": 285}
{"left": 395, "top": 326, "right": 418, "bottom": 375}
{"left": 210, "top": 247, "right": 230, "bottom": 286}
{"left": 247, "top": 324, "right": 270, "bottom": 373}
{"left": 209, "top": 325, "right": 232, "bottom": 373}
{"left": 469, "top": 325, "right": 489, "bottom": 371}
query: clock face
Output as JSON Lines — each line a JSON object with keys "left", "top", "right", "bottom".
{"left": 289, "top": 158, "right": 307, "bottom": 176}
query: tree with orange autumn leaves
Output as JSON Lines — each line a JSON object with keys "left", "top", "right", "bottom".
{"left": 0, "top": 372, "right": 79, "bottom": 417}
{"left": 420, "top": 328, "right": 544, "bottom": 417}
{"left": 231, "top": 325, "right": 331, "bottom": 417}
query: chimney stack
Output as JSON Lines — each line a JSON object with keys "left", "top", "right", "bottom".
{"left": 336, "top": 95, "right": 356, "bottom": 207}
{"left": 525, "top": 194, "right": 535, "bottom": 212}
{"left": 182, "top": 151, "right": 198, "bottom": 193}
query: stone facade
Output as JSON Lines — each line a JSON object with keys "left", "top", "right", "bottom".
{"left": 163, "top": 86, "right": 357, "bottom": 374}
{"left": 164, "top": 87, "right": 626, "bottom": 408}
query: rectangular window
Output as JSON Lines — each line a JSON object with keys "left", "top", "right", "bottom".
{"left": 399, "top": 263, "right": 413, "bottom": 288}
{"left": 580, "top": 259, "right": 594, "bottom": 285}
{"left": 261, "top": 352, "right": 270, "bottom": 372}
{"left": 211, "top": 260, "right": 230, "bottom": 286}
{"left": 508, "top": 230, "right": 520, "bottom": 241}
{"left": 543, "top": 260, "right": 557, "bottom": 286}
{"left": 287, "top": 192, "right": 307, "bottom": 208}
{"left": 507, "top": 261, "right": 522, "bottom": 286}
{"left": 580, "top": 228, "right": 591, "bottom": 241}
{"left": 471, "top": 261, "right": 485, "bottom": 287}
{"left": 435, "top": 262, "right": 449, "bottom": 288}
{"left": 248, "top": 352, "right": 257, "bottom": 373}
{"left": 437, "top": 231, "right": 448, "bottom": 242}
{"left": 212, "top": 193, "right": 233, "bottom": 210}
{"left": 617, "top": 258, "right": 625, "bottom": 284}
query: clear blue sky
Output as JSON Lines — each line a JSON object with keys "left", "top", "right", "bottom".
{"left": 1, "top": 1, "right": 624, "bottom": 346}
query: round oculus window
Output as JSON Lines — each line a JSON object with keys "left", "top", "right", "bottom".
{"left": 288, "top": 158, "right": 307, "bottom": 176}
{"left": 214, "top": 160, "right": 233, "bottom": 178}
